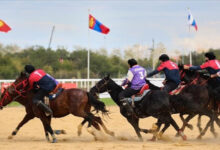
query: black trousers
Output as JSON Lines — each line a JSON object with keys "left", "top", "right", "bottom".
{"left": 119, "top": 87, "right": 140, "bottom": 100}
{"left": 33, "top": 89, "right": 49, "bottom": 104}
{"left": 162, "top": 80, "right": 179, "bottom": 93}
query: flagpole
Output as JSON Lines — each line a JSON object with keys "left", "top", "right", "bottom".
{"left": 48, "top": 25, "right": 55, "bottom": 49}
{"left": 187, "top": 8, "right": 192, "bottom": 65}
{"left": 87, "top": 9, "right": 90, "bottom": 91}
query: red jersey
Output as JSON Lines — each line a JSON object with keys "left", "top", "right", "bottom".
{"left": 200, "top": 60, "right": 220, "bottom": 70}
{"left": 157, "top": 60, "right": 179, "bottom": 71}
{"left": 28, "top": 69, "right": 46, "bottom": 89}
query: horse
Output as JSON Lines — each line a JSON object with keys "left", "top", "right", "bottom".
{"left": 178, "top": 64, "right": 220, "bottom": 138}
{"left": 145, "top": 74, "right": 219, "bottom": 139}
{"left": 0, "top": 72, "right": 113, "bottom": 143}
{"left": 90, "top": 74, "right": 187, "bottom": 141}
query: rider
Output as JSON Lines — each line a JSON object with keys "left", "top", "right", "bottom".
{"left": 24, "top": 65, "right": 58, "bottom": 116}
{"left": 184, "top": 52, "right": 220, "bottom": 99}
{"left": 147, "top": 54, "right": 181, "bottom": 93}
{"left": 184, "top": 52, "right": 220, "bottom": 85}
{"left": 119, "top": 58, "right": 147, "bottom": 114}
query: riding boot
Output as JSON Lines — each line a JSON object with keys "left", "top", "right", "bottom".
{"left": 120, "top": 98, "right": 134, "bottom": 116}
{"left": 36, "top": 101, "right": 53, "bottom": 116}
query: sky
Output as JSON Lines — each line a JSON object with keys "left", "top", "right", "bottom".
{"left": 0, "top": 0, "right": 220, "bottom": 55}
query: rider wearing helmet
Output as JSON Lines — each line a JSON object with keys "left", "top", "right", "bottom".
{"left": 25, "top": 65, "right": 57, "bottom": 116}
{"left": 147, "top": 54, "right": 181, "bottom": 93}
{"left": 119, "top": 58, "right": 147, "bottom": 115}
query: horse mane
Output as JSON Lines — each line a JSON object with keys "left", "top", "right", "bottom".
{"left": 145, "top": 79, "right": 160, "bottom": 90}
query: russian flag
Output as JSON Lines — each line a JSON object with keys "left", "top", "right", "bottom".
{"left": 188, "top": 10, "right": 198, "bottom": 31}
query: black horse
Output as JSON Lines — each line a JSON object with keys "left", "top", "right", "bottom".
{"left": 90, "top": 75, "right": 187, "bottom": 141}
{"left": 178, "top": 64, "right": 220, "bottom": 138}
{"left": 145, "top": 74, "right": 219, "bottom": 139}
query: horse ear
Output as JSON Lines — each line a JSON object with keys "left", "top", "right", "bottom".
{"left": 106, "top": 73, "right": 110, "bottom": 79}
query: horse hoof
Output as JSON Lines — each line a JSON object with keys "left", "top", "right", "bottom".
{"left": 197, "top": 135, "right": 202, "bottom": 140}
{"left": 52, "top": 139, "right": 57, "bottom": 143}
{"left": 60, "top": 130, "right": 66, "bottom": 134}
{"left": 12, "top": 131, "right": 17, "bottom": 135}
{"left": 175, "top": 132, "right": 180, "bottom": 137}
{"left": 109, "top": 131, "right": 115, "bottom": 137}
{"left": 77, "top": 130, "right": 82, "bottom": 136}
{"left": 8, "top": 135, "right": 13, "bottom": 139}
{"left": 148, "top": 137, "right": 156, "bottom": 141}
{"left": 187, "top": 124, "right": 193, "bottom": 130}
{"left": 213, "top": 132, "right": 218, "bottom": 138}
{"left": 139, "top": 137, "right": 143, "bottom": 142}
{"left": 182, "top": 135, "right": 187, "bottom": 141}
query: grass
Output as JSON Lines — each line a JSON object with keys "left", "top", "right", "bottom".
{"left": 6, "top": 98, "right": 116, "bottom": 107}
{"left": 100, "top": 98, "right": 115, "bottom": 106}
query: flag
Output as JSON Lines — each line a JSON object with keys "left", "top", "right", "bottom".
{"left": 0, "top": 20, "right": 11, "bottom": 33}
{"left": 89, "top": 14, "right": 110, "bottom": 34}
{"left": 188, "top": 10, "right": 198, "bottom": 31}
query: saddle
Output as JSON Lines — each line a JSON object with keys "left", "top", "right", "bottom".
{"left": 128, "top": 84, "right": 151, "bottom": 106}
{"left": 169, "top": 83, "right": 186, "bottom": 95}
{"left": 44, "top": 83, "right": 64, "bottom": 103}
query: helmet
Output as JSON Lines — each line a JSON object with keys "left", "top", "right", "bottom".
{"left": 24, "top": 65, "right": 35, "bottom": 74}
{"left": 205, "top": 52, "right": 216, "bottom": 60}
{"left": 159, "top": 54, "right": 169, "bottom": 62}
{"left": 128, "top": 58, "right": 137, "bottom": 67}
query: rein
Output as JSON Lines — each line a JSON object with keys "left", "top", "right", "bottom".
{"left": 0, "top": 79, "right": 29, "bottom": 107}
{"left": 94, "top": 78, "right": 111, "bottom": 94}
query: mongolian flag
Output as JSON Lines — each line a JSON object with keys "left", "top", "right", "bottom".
{"left": 0, "top": 20, "right": 11, "bottom": 33}
{"left": 89, "top": 14, "right": 110, "bottom": 34}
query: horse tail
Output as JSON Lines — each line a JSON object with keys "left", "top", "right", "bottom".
{"left": 87, "top": 92, "right": 108, "bottom": 115}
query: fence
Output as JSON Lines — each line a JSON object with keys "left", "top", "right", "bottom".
{"left": 0, "top": 78, "right": 164, "bottom": 98}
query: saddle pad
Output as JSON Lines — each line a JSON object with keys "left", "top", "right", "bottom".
{"left": 48, "top": 88, "right": 64, "bottom": 100}
{"left": 169, "top": 84, "right": 186, "bottom": 95}
{"left": 128, "top": 90, "right": 150, "bottom": 103}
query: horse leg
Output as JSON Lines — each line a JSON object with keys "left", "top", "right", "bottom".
{"left": 40, "top": 116, "right": 57, "bottom": 143}
{"left": 197, "top": 114, "right": 203, "bottom": 133}
{"left": 169, "top": 115, "right": 187, "bottom": 140}
{"left": 149, "top": 119, "right": 163, "bottom": 141}
{"left": 210, "top": 118, "right": 218, "bottom": 138}
{"left": 93, "top": 116, "right": 115, "bottom": 136}
{"left": 77, "top": 118, "right": 88, "bottom": 136}
{"left": 197, "top": 111, "right": 214, "bottom": 139}
{"left": 126, "top": 116, "right": 143, "bottom": 141}
{"left": 8, "top": 113, "right": 35, "bottom": 139}
{"left": 180, "top": 114, "right": 195, "bottom": 131}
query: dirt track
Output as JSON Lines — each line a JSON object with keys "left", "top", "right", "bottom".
{"left": 0, "top": 106, "right": 220, "bottom": 150}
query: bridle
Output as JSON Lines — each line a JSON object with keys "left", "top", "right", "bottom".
{"left": 94, "top": 78, "right": 112, "bottom": 94}
{"left": 180, "top": 69, "right": 209, "bottom": 86}
{"left": 0, "top": 79, "right": 29, "bottom": 107}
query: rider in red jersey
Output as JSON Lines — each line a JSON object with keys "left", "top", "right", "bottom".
{"left": 25, "top": 65, "right": 57, "bottom": 116}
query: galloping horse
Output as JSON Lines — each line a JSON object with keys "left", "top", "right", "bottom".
{"left": 0, "top": 72, "right": 113, "bottom": 143}
{"left": 90, "top": 75, "right": 187, "bottom": 141}
{"left": 178, "top": 64, "right": 220, "bottom": 138}
{"left": 145, "top": 74, "right": 219, "bottom": 139}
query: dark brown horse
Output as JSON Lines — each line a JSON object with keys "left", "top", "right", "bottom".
{"left": 178, "top": 65, "right": 220, "bottom": 138}
{"left": 0, "top": 72, "right": 113, "bottom": 143}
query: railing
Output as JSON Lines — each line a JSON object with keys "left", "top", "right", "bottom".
{"left": 0, "top": 78, "right": 164, "bottom": 98}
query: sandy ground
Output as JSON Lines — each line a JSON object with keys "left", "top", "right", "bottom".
{"left": 0, "top": 106, "right": 220, "bottom": 150}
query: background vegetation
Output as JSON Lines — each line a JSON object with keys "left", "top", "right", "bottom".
{"left": 0, "top": 43, "right": 219, "bottom": 79}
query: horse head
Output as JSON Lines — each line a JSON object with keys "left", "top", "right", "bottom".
{"left": 178, "top": 64, "right": 197, "bottom": 84}
{"left": 90, "top": 74, "right": 111, "bottom": 96}
{"left": 0, "top": 72, "right": 29, "bottom": 109}
{"left": 178, "top": 64, "right": 209, "bottom": 85}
